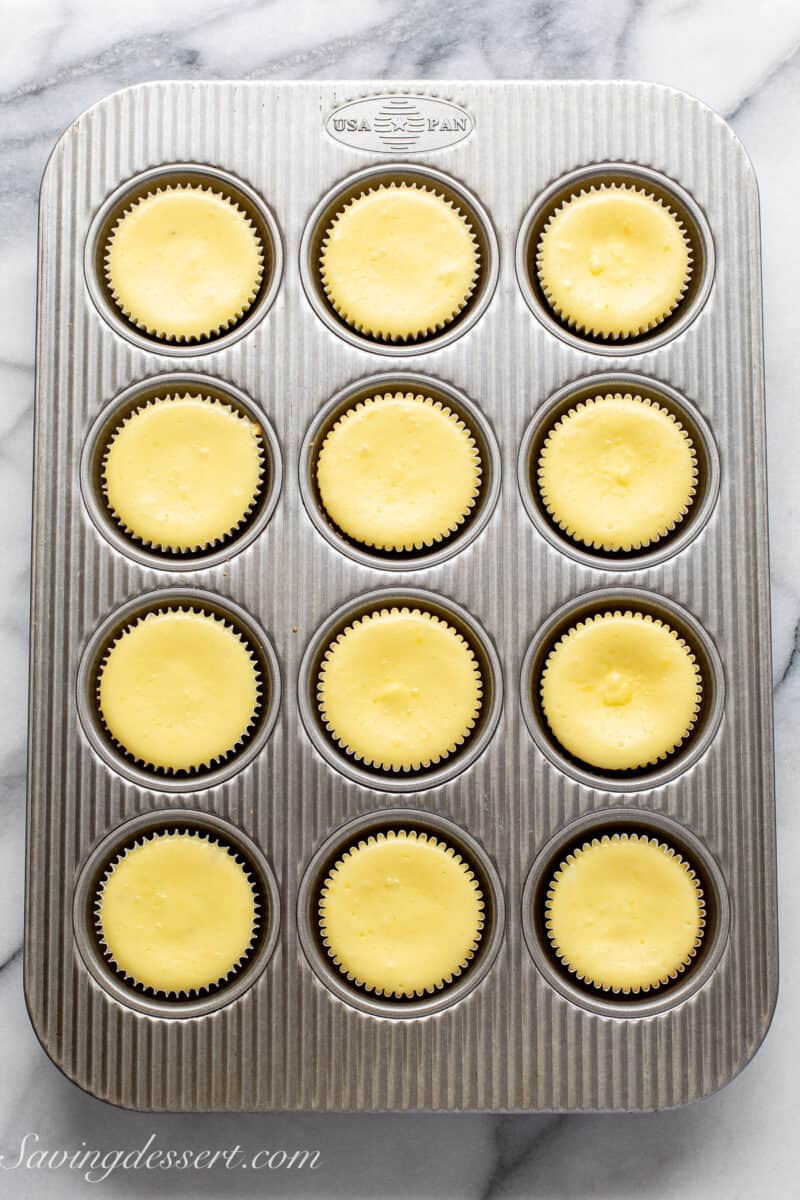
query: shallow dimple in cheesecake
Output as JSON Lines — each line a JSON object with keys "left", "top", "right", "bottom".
{"left": 317, "top": 607, "right": 482, "bottom": 771}
{"left": 316, "top": 392, "right": 481, "bottom": 550}
{"left": 97, "top": 831, "right": 258, "bottom": 994}
{"left": 540, "top": 610, "right": 702, "bottom": 771}
{"left": 319, "top": 829, "right": 484, "bottom": 997}
{"left": 545, "top": 833, "right": 705, "bottom": 993}
{"left": 320, "top": 183, "right": 479, "bottom": 340}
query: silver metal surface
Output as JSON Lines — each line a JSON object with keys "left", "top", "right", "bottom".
{"left": 27, "top": 80, "right": 776, "bottom": 1112}
{"left": 325, "top": 95, "right": 475, "bottom": 154}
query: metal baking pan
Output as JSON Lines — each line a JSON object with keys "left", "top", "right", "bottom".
{"left": 26, "top": 80, "right": 777, "bottom": 1111}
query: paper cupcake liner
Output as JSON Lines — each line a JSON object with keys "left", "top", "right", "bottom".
{"left": 316, "top": 392, "right": 482, "bottom": 551}
{"left": 319, "top": 182, "right": 480, "bottom": 342}
{"left": 535, "top": 183, "right": 693, "bottom": 339}
{"left": 537, "top": 393, "right": 698, "bottom": 551}
{"left": 104, "top": 184, "right": 265, "bottom": 342}
{"left": 100, "top": 393, "right": 266, "bottom": 554}
{"left": 317, "top": 606, "right": 483, "bottom": 772}
{"left": 318, "top": 829, "right": 485, "bottom": 998}
{"left": 95, "top": 605, "right": 263, "bottom": 774}
{"left": 545, "top": 832, "right": 706, "bottom": 995}
{"left": 94, "top": 828, "right": 261, "bottom": 1000}
{"left": 540, "top": 609, "right": 703, "bottom": 768}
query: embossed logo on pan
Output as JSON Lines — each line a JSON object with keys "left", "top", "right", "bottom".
{"left": 326, "top": 95, "right": 474, "bottom": 152}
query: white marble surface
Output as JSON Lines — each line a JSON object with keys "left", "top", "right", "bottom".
{"left": 2, "top": 0, "right": 799, "bottom": 1195}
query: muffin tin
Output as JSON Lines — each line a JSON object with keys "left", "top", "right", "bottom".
{"left": 27, "top": 80, "right": 776, "bottom": 1111}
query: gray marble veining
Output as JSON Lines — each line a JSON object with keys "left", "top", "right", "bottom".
{"left": 1, "top": 0, "right": 799, "bottom": 1195}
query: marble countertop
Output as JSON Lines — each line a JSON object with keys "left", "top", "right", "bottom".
{"left": 2, "top": 0, "right": 799, "bottom": 1196}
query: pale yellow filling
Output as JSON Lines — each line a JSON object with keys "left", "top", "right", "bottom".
{"left": 98, "top": 833, "right": 257, "bottom": 993}
{"left": 538, "top": 394, "right": 696, "bottom": 550}
{"left": 318, "top": 608, "right": 482, "bottom": 771}
{"left": 540, "top": 612, "right": 701, "bottom": 770}
{"left": 98, "top": 609, "right": 259, "bottom": 771}
{"left": 103, "top": 395, "right": 263, "bottom": 550}
{"left": 320, "top": 184, "right": 478, "bottom": 339}
{"left": 320, "top": 830, "right": 483, "bottom": 996}
{"left": 316, "top": 393, "right": 480, "bottom": 549}
{"left": 546, "top": 834, "right": 704, "bottom": 992}
{"left": 537, "top": 186, "right": 691, "bottom": 337}
{"left": 105, "top": 186, "right": 263, "bottom": 339}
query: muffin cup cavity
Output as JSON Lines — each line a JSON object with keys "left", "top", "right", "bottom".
{"left": 73, "top": 810, "right": 281, "bottom": 1018}
{"left": 319, "top": 829, "right": 485, "bottom": 998}
{"left": 298, "top": 588, "right": 503, "bottom": 793}
{"left": 522, "top": 808, "right": 730, "bottom": 1018}
{"left": 104, "top": 185, "right": 264, "bottom": 341}
{"left": 521, "top": 587, "right": 724, "bottom": 792}
{"left": 540, "top": 610, "right": 703, "bottom": 771}
{"left": 536, "top": 184, "right": 692, "bottom": 339}
{"left": 518, "top": 373, "right": 719, "bottom": 570}
{"left": 545, "top": 832, "right": 705, "bottom": 994}
{"left": 317, "top": 606, "right": 483, "bottom": 772}
{"left": 81, "top": 375, "right": 282, "bottom": 571}
{"left": 300, "top": 163, "right": 499, "bottom": 355}
{"left": 96, "top": 606, "right": 262, "bottom": 773}
{"left": 300, "top": 373, "right": 501, "bottom": 570}
{"left": 317, "top": 397, "right": 480, "bottom": 549}
{"left": 320, "top": 182, "right": 479, "bottom": 340}
{"left": 85, "top": 164, "right": 283, "bottom": 355}
{"left": 538, "top": 396, "right": 697, "bottom": 549}
{"left": 96, "top": 829, "right": 261, "bottom": 997}
{"left": 297, "top": 809, "right": 505, "bottom": 1018}
{"left": 101, "top": 395, "right": 265, "bottom": 551}
{"left": 77, "top": 589, "right": 281, "bottom": 792}
{"left": 515, "top": 163, "right": 714, "bottom": 355}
